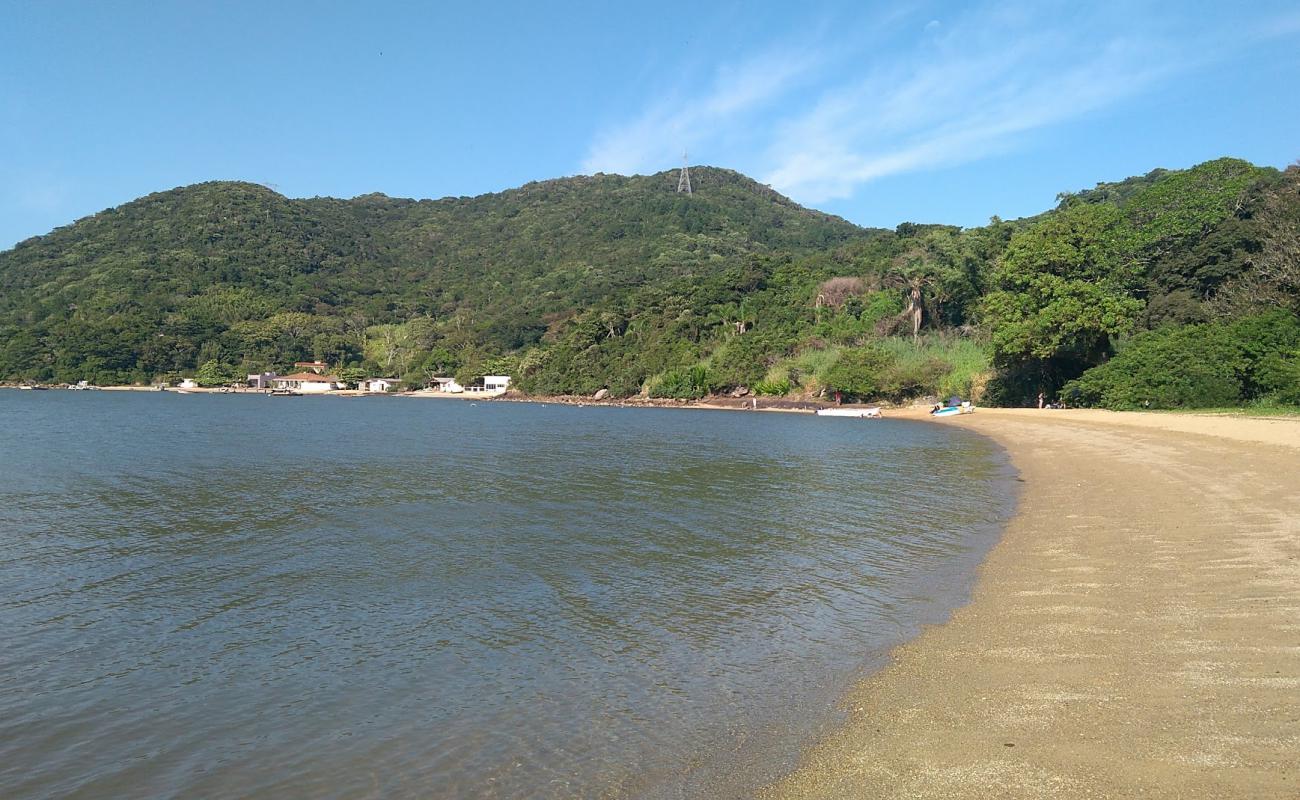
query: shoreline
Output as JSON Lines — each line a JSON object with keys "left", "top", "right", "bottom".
{"left": 764, "top": 409, "right": 1300, "bottom": 799}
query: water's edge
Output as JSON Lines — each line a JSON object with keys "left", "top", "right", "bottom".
{"left": 693, "top": 417, "right": 1022, "bottom": 799}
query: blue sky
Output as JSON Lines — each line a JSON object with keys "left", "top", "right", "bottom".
{"left": 3, "top": 1, "right": 1299, "bottom": 248}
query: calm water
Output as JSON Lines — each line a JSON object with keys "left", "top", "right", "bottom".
{"left": 0, "top": 392, "right": 1013, "bottom": 799}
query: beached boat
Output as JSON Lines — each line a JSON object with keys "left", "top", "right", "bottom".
{"left": 816, "top": 407, "right": 882, "bottom": 418}
{"left": 931, "top": 403, "right": 974, "bottom": 417}
{"left": 269, "top": 388, "right": 302, "bottom": 397}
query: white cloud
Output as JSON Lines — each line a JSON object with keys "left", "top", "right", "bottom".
{"left": 580, "top": 2, "right": 1298, "bottom": 203}
{"left": 764, "top": 30, "right": 1182, "bottom": 203}
{"left": 580, "top": 46, "right": 822, "bottom": 175}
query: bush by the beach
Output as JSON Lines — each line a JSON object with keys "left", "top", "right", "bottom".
{"left": 1063, "top": 310, "right": 1300, "bottom": 409}
{"left": 647, "top": 365, "right": 717, "bottom": 399}
{"left": 752, "top": 378, "right": 792, "bottom": 396}
{"left": 822, "top": 345, "right": 893, "bottom": 400}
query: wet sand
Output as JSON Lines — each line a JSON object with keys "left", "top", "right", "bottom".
{"left": 766, "top": 408, "right": 1300, "bottom": 799}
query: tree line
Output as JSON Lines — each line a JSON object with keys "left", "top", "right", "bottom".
{"left": 1, "top": 158, "right": 1296, "bottom": 409}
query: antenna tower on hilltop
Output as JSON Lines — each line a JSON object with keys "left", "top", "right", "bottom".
{"left": 677, "top": 151, "right": 692, "bottom": 195}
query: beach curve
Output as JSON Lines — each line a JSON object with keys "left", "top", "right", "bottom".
{"left": 764, "top": 408, "right": 1300, "bottom": 799}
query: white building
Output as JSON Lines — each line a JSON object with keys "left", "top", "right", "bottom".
{"left": 426, "top": 375, "right": 510, "bottom": 395}
{"left": 361, "top": 378, "right": 400, "bottom": 393}
{"left": 178, "top": 378, "right": 199, "bottom": 389}
{"left": 272, "top": 372, "right": 339, "bottom": 394}
{"left": 428, "top": 377, "right": 464, "bottom": 393}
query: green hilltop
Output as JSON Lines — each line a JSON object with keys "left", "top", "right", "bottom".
{"left": 1, "top": 158, "right": 1297, "bottom": 408}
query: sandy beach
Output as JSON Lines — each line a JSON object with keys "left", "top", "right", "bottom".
{"left": 766, "top": 408, "right": 1300, "bottom": 799}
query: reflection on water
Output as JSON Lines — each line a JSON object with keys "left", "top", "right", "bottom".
{"left": 0, "top": 392, "right": 1012, "bottom": 798}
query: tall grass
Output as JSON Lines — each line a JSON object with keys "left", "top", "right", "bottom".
{"left": 878, "top": 335, "right": 990, "bottom": 399}
{"left": 757, "top": 335, "right": 990, "bottom": 401}
{"left": 758, "top": 345, "right": 843, "bottom": 394}
{"left": 650, "top": 333, "right": 992, "bottom": 402}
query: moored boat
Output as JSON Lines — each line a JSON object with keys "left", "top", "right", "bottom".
{"left": 816, "top": 407, "right": 882, "bottom": 418}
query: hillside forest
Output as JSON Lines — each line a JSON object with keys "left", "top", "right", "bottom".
{"left": 1, "top": 159, "right": 1297, "bottom": 409}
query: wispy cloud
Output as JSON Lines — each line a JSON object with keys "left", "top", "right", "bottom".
{"left": 580, "top": 45, "right": 824, "bottom": 175}
{"left": 764, "top": 26, "right": 1182, "bottom": 203}
{"left": 581, "top": 2, "right": 1297, "bottom": 206}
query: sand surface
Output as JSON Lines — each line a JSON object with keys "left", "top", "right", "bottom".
{"left": 766, "top": 408, "right": 1300, "bottom": 799}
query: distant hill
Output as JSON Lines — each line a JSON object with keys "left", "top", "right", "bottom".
{"left": 0, "top": 168, "right": 869, "bottom": 384}
{"left": 2, "top": 159, "right": 1296, "bottom": 409}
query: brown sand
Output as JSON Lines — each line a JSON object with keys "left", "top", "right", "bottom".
{"left": 766, "top": 408, "right": 1300, "bottom": 799}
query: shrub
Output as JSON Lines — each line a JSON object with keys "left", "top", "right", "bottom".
{"left": 1062, "top": 311, "right": 1300, "bottom": 409}
{"left": 1256, "top": 351, "right": 1300, "bottom": 404}
{"left": 816, "top": 277, "right": 866, "bottom": 310}
{"left": 822, "top": 345, "right": 893, "bottom": 400}
{"left": 877, "top": 356, "right": 952, "bottom": 401}
{"left": 648, "top": 364, "right": 716, "bottom": 399}
{"left": 753, "top": 378, "right": 792, "bottom": 396}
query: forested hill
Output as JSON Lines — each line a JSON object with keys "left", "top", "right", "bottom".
{"left": 2, "top": 158, "right": 1298, "bottom": 409}
{"left": 0, "top": 168, "right": 870, "bottom": 385}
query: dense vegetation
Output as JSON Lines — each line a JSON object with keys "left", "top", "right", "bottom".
{"left": 2, "top": 158, "right": 1297, "bottom": 409}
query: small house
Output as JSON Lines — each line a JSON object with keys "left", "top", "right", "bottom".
{"left": 483, "top": 375, "right": 511, "bottom": 393}
{"left": 178, "top": 378, "right": 199, "bottom": 389}
{"left": 247, "top": 372, "right": 277, "bottom": 389}
{"left": 272, "top": 372, "right": 340, "bottom": 393}
{"left": 361, "top": 378, "right": 400, "bottom": 393}
{"left": 428, "top": 377, "right": 463, "bottom": 393}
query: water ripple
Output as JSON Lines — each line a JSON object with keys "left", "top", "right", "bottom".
{"left": 0, "top": 392, "right": 1012, "bottom": 799}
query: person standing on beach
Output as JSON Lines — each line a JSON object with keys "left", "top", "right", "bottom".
{"left": 1037, "top": 391, "right": 1045, "bottom": 409}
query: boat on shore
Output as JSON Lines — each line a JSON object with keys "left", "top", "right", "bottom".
{"left": 816, "top": 407, "right": 882, "bottom": 418}
{"left": 269, "top": 388, "right": 302, "bottom": 397}
{"left": 931, "top": 403, "right": 974, "bottom": 417}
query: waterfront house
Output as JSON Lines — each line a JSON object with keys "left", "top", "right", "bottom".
{"left": 247, "top": 372, "right": 277, "bottom": 389}
{"left": 178, "top": 378, "right": 199, "bottom": 389}
{"left": 428, "top": 375, "right": 511, "bottom": 395}
{"left": 361, "top": 378, "right": 400, "bottom": 393}
{"left": 272, "top": 372, "right": 339, "bottom": 393}
{"left": 428, "top": 377, "right": 464, "bottom": 393}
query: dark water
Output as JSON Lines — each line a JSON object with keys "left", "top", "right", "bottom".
{"left": 0, "top": 391, "right": 1013, "bottom": 799}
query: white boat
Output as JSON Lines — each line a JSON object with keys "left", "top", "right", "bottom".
{"left": 816, "top": 407, "right": 882, "bottom": 418}
{"left": 931, "top": 403, "right": 975, "bottom": 417}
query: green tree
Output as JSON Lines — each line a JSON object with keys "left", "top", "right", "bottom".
{"left": 337, "top": 364, "right": 368, "bottom": 386}
{"left": 195, "top": 359, "right": 238, "bottom": 387}
{"left": 983, "top": 202, "right": 1144, "bottom": 399}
